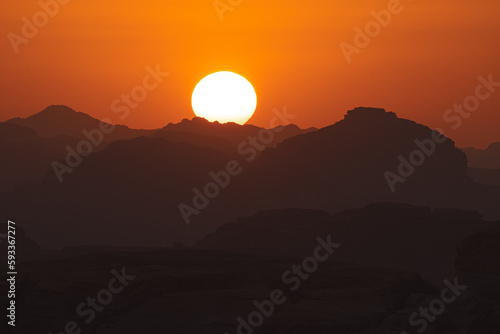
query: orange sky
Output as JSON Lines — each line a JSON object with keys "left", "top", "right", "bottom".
{"left": 2, "top": 0, "right": 500, "bottom": 148}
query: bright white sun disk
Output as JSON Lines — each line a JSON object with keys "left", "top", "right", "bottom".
{"left": 191, "top": 71, "right": 257, "bottom": 124}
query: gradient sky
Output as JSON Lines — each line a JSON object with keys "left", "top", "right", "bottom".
{"left": 2, "top": 0, "right": 500, "bottom": 148}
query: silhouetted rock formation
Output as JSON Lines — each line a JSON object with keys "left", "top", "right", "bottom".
{"left": 457, "top": 225, "right": 500, "bottom": 276}
{"left": 0, "top": 122, "right": 39, "bottom": 143}
{"left": 197, "top": 203, "right": 497, "bottom": 283}
{"left": 6, "top": 136, "right": 233, "bottom": 248}
{"left": 462, "top": 142, "right": 500, "bottom": 187}
{"left": 12, "top": 248, "right": 435, "bottom": 333}
{"left": 462, "top": 142, "right": 500, "bottom": 169}
{"left": 344, "top": 106, "right": 397, "bottom": 121}
{"left": 2, "top": 106, "right": 500, "bottom": 250}
{"left": 456, "top": 225, "right": 500, "bottom": 297}
{"left": 467, "top": 167, "right": 500, "bottom": 187}
{"left": 0, "top": 123, "right": 64, "bottom": 192}
{"left": 3, "top": 106, "right": 500, "bottom": 333}
{"left": 152, "top": 129, "right": 235, "bottom": 154}
{"left": 6, "top": 105, "right": 155, "bottom": 140}
{"left": 162, "top": 116, "right": 315, "bottom": 147}
{"left": 11, "top": 246, "right": 500, "bottom": 333}
{"left": 222, "top": 107, "right": 500, "bottom": 220}
{"left": 0, "top": 106, "right": 313, "bottom": 193}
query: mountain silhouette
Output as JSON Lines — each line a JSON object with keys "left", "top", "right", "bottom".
{"left": 14, "top": 247, "right": 439, "bottom": 334}
{"left": 152, "top": 129, "right": 235, "bottom": 154}
{"left": 197, "top": 203, "right": 493, "bottom": 283}
{"left": 0, "top": 122, "right": 79, "bottom": 191}
{"left": 461, "top": 143, "right": 500, "bottom": 187}
{"left": 462, "top": 142, "right": 500, "bottom": 169}
{"left": 10, "top": 204, "right": 500, "bottom": 333}
{"left": 161, "top": 116, "right": 316, "bottom": 149}
{"left": 154, "top": 119, "right": 313, "bottom": 155}
{"left": 0, "top": 106, "right": 313, "bottom": 192}
{"left": 6, "top": 105, "right": 155, "bottom": 140}
{"left": 219, "top": 107, "right": 500, "bottom": 221}
{"left": 4, "top": 106, "right": 500, "bottom": 333}
{"left": 467, "top": 167, "right": 500, "bottom": 187}
{"left": 2, "top": 106, "right": 500, "bottom": 249}
{"left": 7, "top": 136, "right": 232, "bottom": 247}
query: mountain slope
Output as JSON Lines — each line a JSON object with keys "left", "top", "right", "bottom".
{"left": 3, "top": 107, "right": 500, "bottom": 249}
{"left": 6, "top": 105, "right": 155, "bottom": 140}
{"left": 225, "top": 107, "right": 498, "bottom": 217}
{"left": 462, "top": 142, "right": 500, "bottom": 169}
{"left": 162, "top": 116, "right": 316, "bottom": 146}
{"left": 197, "top": 203, "right": 494, "bottom": 283}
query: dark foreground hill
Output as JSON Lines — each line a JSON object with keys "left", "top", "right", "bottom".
{"left": 6, "top": 247, "right": 498, "bottom": 334}
{"left": 3, "top": 202, "right": 500, "bottom": 333}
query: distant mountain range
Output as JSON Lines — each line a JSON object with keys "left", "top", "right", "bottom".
{"left": 1, "top": 105, "right": 500, "bottom": 249}
{"left": 0, "top": 105, "right": 313, "bottom": 192}
{"left": 4, "top": 105, "right": 499, "bottom": 334}
{"left": 462, "top": 142, "right": 500, "bottom": 170}
{"left": 6, "top": 105, "right": 154, "bottom": 140}
{"left": 6, "top": 105, "right": 314, "bottom": 148}
{"left": 461, "top": 143, "right": 500, "bottom": 187}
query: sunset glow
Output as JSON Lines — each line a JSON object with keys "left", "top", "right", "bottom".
{"left": 2, "top": 0, "right": 500, "bottom": 147}
{"left": 192, "top": 71, "right": 257, "bottom": 124}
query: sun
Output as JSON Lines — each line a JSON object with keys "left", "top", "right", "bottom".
{"left": 191, "top": 71, "right": 257, "bottom": 124}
